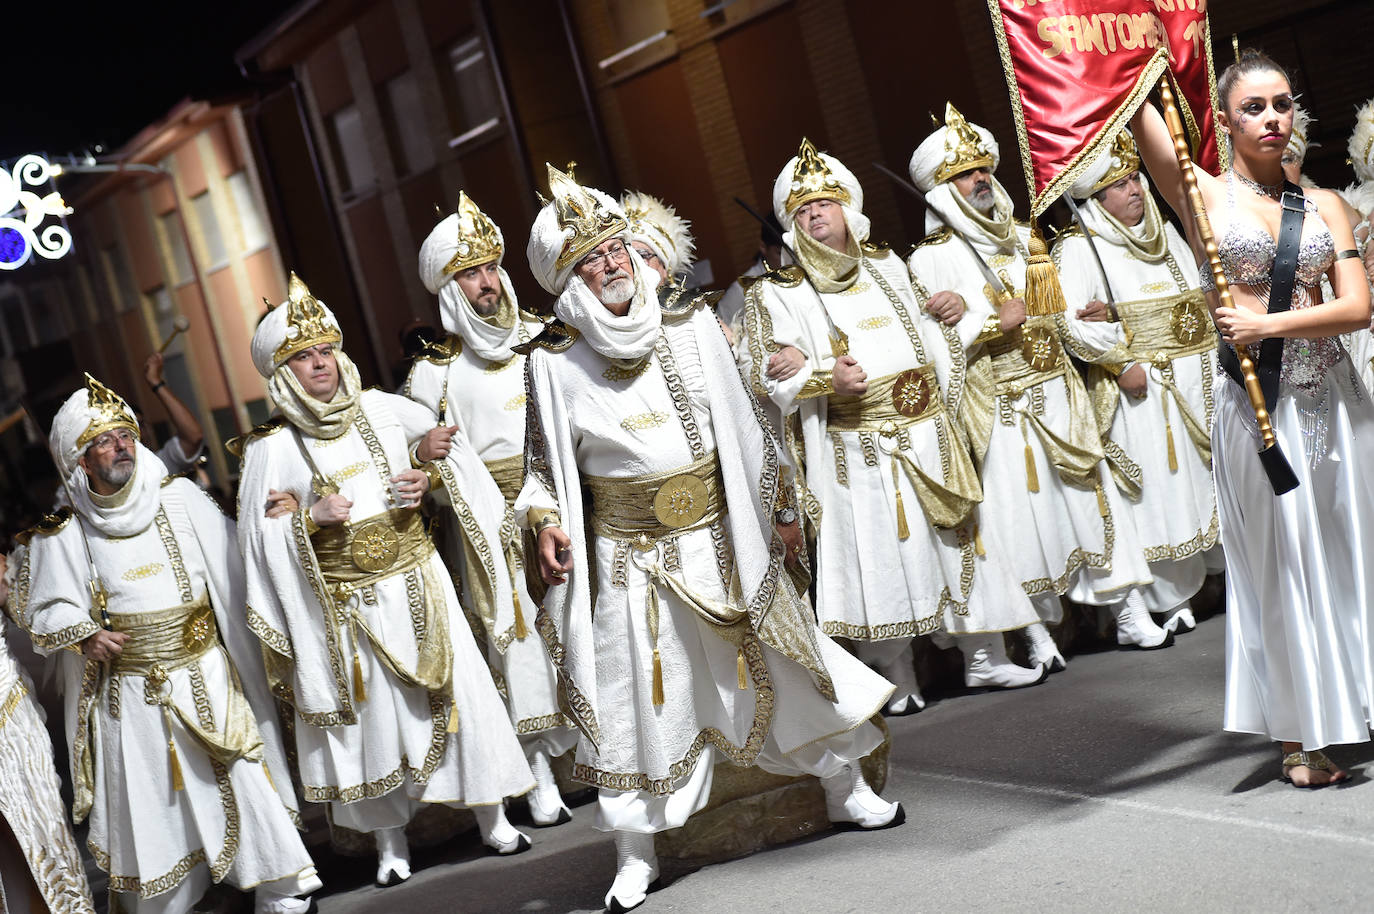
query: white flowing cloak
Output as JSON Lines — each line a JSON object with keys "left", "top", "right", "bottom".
{"left": 740, "top": 247, "right": 1039, "bottom": 637}
{"left": 14, "top": 478, "right": 309, "bottom": 900}
{"left": 405, "top": 328, "right": 574, "bottom": 744}
{"left": 0, "top": 610, "right": 95, "bottom": 913}
{"left": 515, "top": 303, "right": 889, "bottom": 794}
{"left": 909, "top": 225, "right": 1152, "bottom": 606}
{"left": 237, "top": 389, "right": 532, "bottom": 811}
{"left": 1054, "top": 222, "right": 1217, "bottom": 608}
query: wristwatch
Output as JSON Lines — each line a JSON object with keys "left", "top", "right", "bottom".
{"left": 774, "top": 506, "right": 798, "bottom": 525}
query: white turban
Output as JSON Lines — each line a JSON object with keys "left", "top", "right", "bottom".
{"left": 771, "top": 142, "right": 871, "bottom": 252}
{"left": 909, "top": 109, "right": 1000, "bottom": 193}
{"left": 419, "top": 208, "right": 523, "bottom": 361}
{"left": 622, "top": 191, "right": 696, "bottom": 276}
{"left": 526, "top": 180, "right": 628, "bottom": 296}
{"left": 50, "top": 377, "right": 139, "bottom": 478}
{"left": 1069, "top": 131, "right": 1141, "bottom": 200}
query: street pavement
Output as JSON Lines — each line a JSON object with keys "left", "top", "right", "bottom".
{"left": 307, "top": 611, "right": 1374, "bottom": 913}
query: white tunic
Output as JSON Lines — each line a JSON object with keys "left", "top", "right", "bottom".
{"left": 15, "top": 478, "right": 310, "bottom": 904}
{"left": 741, "top": 247, "right": 1039, "bottom": 637}
{"left": 909, "top": 224, "right": 1153, "bottom": 607}
{"left": 405, "top": 326, "right": 575, "bottom": 753}
{"left": 237, "top": 390, "right": 532, "bottom": 830}
{"left": 515, "top": 303, "right": 889, "bottom": 806}
{"left": 1054, "top": 220, "right": 1218, "bottom": 608}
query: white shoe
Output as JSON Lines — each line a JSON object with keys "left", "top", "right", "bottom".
{"left": 254, "top": 893, "right": 317, "bottom": 914}
{"left": 1115, "top": 590, "right": 1173, "bottom": 650}
{"left": 876, "top": 640, "right": 925, "bottom": 715}
{"left": 1023, "top": 622, "right": 1067, "bottom": 672}
{"left": 474, "top": 802, "right": 532, "bottom": 855}
{"left": 1162, "top": 605, "right": 1196, "bottom": 634}
{"left": 821, "top": 763, "right": 904, "bottom": 830}
{"left": 528, "top": 749, "right": 572, "bottom": 826}
{"left": 605, "top": 831, "right": 659, "bottom": 913}
{"left": 374, "top": 826, "right": 411, "bottom": 887}
{"left": 959, "top": 636, "right": 1047, "bottom": 690}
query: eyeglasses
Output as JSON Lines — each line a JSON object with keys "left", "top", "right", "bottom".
{"left": 631, "top": 246, "right": 659, "bottom": 264}
{"left": 90, "top": 429, "right": 136, "bottom": 454}
{"left": 579, "top": 242, "right": 631, "bottom": 274}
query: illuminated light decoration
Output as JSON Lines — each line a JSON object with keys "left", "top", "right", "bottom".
{"left": 0, "top": 155, "right": 74, "bottom": 270}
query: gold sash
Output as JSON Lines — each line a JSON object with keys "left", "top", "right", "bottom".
{"left": 1118, "top": 290, "right": 1216, "bottom": 364}
{"left": 587, "top": 453, "right": 726, "bottom": 542}
{"left": 987, "top": 317, "right": 1069, "bottom": 394}
{"left": 112, "top": 593, "right": 217, "bottom": 674}
{"left": 484, "top": 454, "right": 524, "bottom": 505}
{"left": 827, "top": 364, "right": 941, "bottom": 431}
{"left": 311, "top": 507, "right": 452, "bottom": 696}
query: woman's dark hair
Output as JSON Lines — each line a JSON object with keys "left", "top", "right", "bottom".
{"left": 1217, "top": 48, "right": 1291, "bottom": 110}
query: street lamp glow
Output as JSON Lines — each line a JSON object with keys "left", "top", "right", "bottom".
{"left": 0, "top": 154, "right": 74, "bottom": 270}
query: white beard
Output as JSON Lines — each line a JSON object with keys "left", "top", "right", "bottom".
{"left": 600, "top": 275, "right": 635, "bottom": 305}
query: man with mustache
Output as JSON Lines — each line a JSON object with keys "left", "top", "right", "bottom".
{"left": 11, "top": 375, "right": 319, "bottom": 914}
{"left": 406, "top": 193, "right": 577, "bottom": 828}
{"left": 518, "top": 165, "right": 900, "bottom": 913}
{"left": 908, "top": 103, "right": 1166, "bottom": 656}
{"left": 1054, "top": 131, "right": 1222, "bottom": 636}
{"left": 741, "top": 138, "right": 1047, "bottom": 712}
{"left": 235, "top": 274, "right": 535, "bottom": 888}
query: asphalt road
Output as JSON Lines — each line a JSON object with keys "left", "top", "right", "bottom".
{"left": 305, "top": 610, "right": 1374, "bottom": 914}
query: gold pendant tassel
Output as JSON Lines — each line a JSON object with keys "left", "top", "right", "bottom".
{"left": 737, "top": 647, "right": 749, "bottom": 690}
{"left": 651, "top": 649, "right": 665, "bottom": 706}
{"left": 891, "top": 456, "right": 910, "bottom": 540}
{"left": 447, "top": 698, "right": 461, "bottom": 733}
{"left": 512, "top": 589, "right": 529, "bottom": 641}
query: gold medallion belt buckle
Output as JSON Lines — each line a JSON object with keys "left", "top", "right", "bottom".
{"left": 652, "top": 474, "right": 709, "bottom": 529}
{"left": 891, "top": 368, "right": 932, "bottom": 419}
{"left": 351, "top": 520, "right": 401, "bottom": 573}
{"left": 1020, "top": 325, "right": 1059, "bottom": 372}
{"left": 1171, "top": 298, "right": 1207, "bottom": 345}
{"left": 181, "top": 606, "right": 215, "bottom": 654}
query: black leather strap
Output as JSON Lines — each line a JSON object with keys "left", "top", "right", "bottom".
{"left": 1218, "top": 181, "right": 1307, "bottom": 412}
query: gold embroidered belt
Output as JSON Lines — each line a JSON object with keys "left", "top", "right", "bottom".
{"left": 484, "top": 454, "right": 524, "bottom": 504}
{"left": 987, "top": 319, "right": 1068, "bottom": 395}
{"left": 827, "top": 364, "right": 942, "bottom": 431}
{"left": 111, "top": 593, "right": 216, "bottom": 675}
{"left": 587, "top": 452, "right": 725, "bottom": 542}
{"left": 1118, "top": 290, "right": 1216, "bottom": 364}
{"left": 311, "top": 507, "right": 434, "bottom": 594}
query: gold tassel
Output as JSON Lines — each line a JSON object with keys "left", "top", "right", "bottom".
{"left": 1165, "top": 422, "right": 1179, "bottom": 472}
{"left": 1022, "top": 226, "right": 1067, "bottom": 317}
{"left": 168, "top": 738, "right": 185, "bottom": 792}
{"left": 973, "top": 525, "right": 986, "bottom": 557}
{"left": 892, "top": 458, "right": 910, "bottom": 540}
{"left": 263, "top": 763, "right": 277, "bottom": 793}
{"left": 352, "top": 650, "right": 367, "bottom": 702}
{"left": 1024, "top": 443, "right": 1040, "bottom": 493}
{"left": 512, "top": 590, "right": 529, "bottom": 641}
{"left": 651, "top": 649, "right": 665, "bottom": 706}
{"left": 737, "top": 647, "right": 749, "bottom": 690}
{"left": 1096, "top": 484, "right": 1110, "bottom": 517}
{"left": 447, "top": 700, "right": 460, "bottom": 733}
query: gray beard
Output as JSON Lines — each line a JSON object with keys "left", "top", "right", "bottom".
{"left": 600, "top": 275, "right": 635, "bottom": 305}
{"left": 98, "top": 459, "right": 134, "bottom": 490}
{"left": 970, "top": 190, "right": 996, "bottom": 215}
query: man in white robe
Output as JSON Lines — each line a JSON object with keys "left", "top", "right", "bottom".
{"left": 235, "top": 274, "right": 534, "bottom": 888}
{"left": 12, "top": 375, "right": 318, "bottom": 914}
{"left": 741, "top": 138, "right": 1046, "bottom": 708}
{"left": 907, "top": 103, "right": 1167, "bottom": 652}
{"left": 406, "top": 193, "right": 576, "bottom": 827}
{"left": 1054, "top": 131, "right": 1221, "bottom": 633}
{"left": 517, "top": 164, "right": 900, "bottom": 913}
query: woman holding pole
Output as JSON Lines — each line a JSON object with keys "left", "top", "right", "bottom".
{"left": 1131, "top": 49, "right": 1373, "bottom": 788}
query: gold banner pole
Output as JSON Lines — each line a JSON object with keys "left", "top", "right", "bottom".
{"left": 1156, "top": 76, "right": 1298, "bottom": 494}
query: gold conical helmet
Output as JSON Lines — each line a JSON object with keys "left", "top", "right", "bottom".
{"left": 934, "top": 103, "right": 996, "bottom": 184}
{"left": 74, "top": 373, "right": 138, "bottom": 449}
{"left": 273, "top": 272, "right": 341, "bottom": 365}
{"left": 442, "top": 192, "right": 504, "bottom": 276}
{"left": 546, "top": 163, "right": 628, "bottom": 271}
{"left": 783, "top": 137, "right": 853, "bottom": 215}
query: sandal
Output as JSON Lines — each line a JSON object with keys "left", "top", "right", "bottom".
{"left": 1280, "top": 749, "right": 1350, "bottom": 788}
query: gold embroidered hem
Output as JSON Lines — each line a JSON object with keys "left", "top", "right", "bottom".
{"left": 1018, "top": 487, "right": 1115, "bottom": 597}
{"left": 570, "top": 635, "right": 775, "bottom": 797}
{"left": 301, "top": 689, "right": 450, "bottom": 802}
{"left": 1141, "top": 512, "right": 1220, "bottom": 564}
{"left": 515, "top": 712, "right": 570, "bottom": 735}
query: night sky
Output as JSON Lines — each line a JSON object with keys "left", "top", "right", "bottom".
{"left": 2, "top": 0, "right": 298, "bottom": 162}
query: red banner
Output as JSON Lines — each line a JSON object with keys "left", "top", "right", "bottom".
{"left": 1158, "top": 5, "right": 1225, "bottom": 175}
{"left": 987, "top": 0, "right": 1169, "bottom": 215}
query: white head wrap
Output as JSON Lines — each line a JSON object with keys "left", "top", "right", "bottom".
{"left": 252, "top": 277, "right": 363, "bottom": 439}
{"left": 418, "top": 209, "right": 523, "bottom": 363}
{"left": 50, "top": 380, "right": 167, "bottom": 537}
{"left": 1069, "top": 131, "right": 1141, "bottom": 200}
{"left": 909, "top": 105, "right": 1000, "bottom": 194}
{"left": 622, "top": 191, "right": 696, "bottom": 277}
{"left": 527, "top": 171, "right": 661, "bottom": 361}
